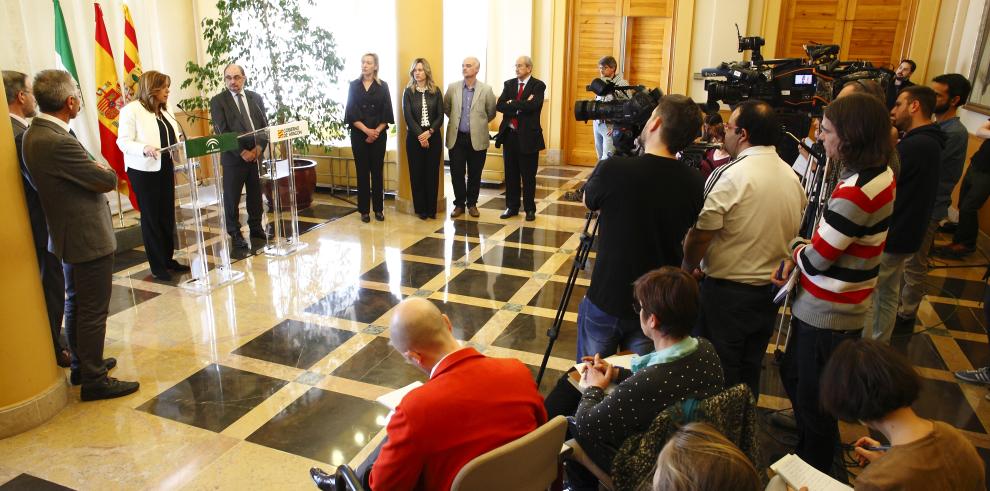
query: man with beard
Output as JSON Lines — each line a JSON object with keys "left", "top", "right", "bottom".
{"left": 886, "top": 59, "right": 916, "bottom": 109}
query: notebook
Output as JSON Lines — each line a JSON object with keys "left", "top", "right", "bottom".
{"left": 375, "top": 381, "right": 424, "bottom": 410}
{"left": 770, "top": 454, "right": 852, "bottom": 491}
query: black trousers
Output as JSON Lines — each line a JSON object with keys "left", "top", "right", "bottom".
{"left": 406, "top": 130, "right": 442, "bottom": 216}
{"left": 127, "top": 164, "right": 176, "bottom": 276}
{"left": 503, "top": 130, "right": 538, "bottom": 212}
{"left": 351, "top": 129, "right": 387, "bottom": 214}
{"left": 953, "top": 168, "right": 990, "bottom": 248}
{"left": 449, "top": 132, "right": 487, "bottom": 208}
{"left": 694, "top": 277, "right": 777, "bottom": 398}
{"left": 63, "top": 253, "right": 114, "bottom": 385}
{"left": 780, "top": 318, "right": 862, "bottom": 474}
{"left": 35, "top": 246, "right": 65, "bottom": 356}
{"left": 222, "top": 161, "right": 263, "bottom": 236}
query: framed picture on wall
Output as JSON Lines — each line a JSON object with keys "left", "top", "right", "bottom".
{"left": 969, "top": 1, "right": 990, "bottom": 114}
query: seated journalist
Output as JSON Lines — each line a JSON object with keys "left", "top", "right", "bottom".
{"left": 310, "top": 297, "right": 546, "bottom": 491}
{"left": 544, "top": 267, "right": 724, "bottom": 484}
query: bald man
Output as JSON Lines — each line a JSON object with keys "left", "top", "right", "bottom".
{"left": 311, "top": 298, "right": 547, "bottom": 491}
{"left": 444, "top": 57, "right": 497, "bottom": 218}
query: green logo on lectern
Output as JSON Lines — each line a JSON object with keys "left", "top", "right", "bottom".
{"left": 185, "top": 133, "right": 238, "bottom": 157}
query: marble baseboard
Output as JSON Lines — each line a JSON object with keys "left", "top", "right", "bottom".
{"left": 0, "top": 377, "right": 68, "bottom": 439}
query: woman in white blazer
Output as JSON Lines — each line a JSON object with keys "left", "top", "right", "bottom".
{"left": 117, "top": 70, "right": 187, "bottom": 280}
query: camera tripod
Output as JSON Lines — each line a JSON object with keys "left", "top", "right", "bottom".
{"left": 535, "top": 210, "right": 599, "bottom": 386}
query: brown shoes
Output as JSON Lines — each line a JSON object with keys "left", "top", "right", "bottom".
{"left": 450, "top": 206, "right": 464, "bottom": 218}
{"left": 468, "top": 206, "right": 480, "bottom": 217}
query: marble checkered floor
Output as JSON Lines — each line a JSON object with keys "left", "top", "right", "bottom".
{"left": 2, "top": 165, "right": 990, "bottom": 489}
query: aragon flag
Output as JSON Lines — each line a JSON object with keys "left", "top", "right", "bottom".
{"left": 122, "top": 4, "right": 142, "bottom": 102}
{"left": 94, "top": 2, "right": 138, "bottom": 210}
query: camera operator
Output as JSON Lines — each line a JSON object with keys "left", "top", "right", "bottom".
{"left": 577, "top": 94, "right": 705, "bottom": 360}
{"left": 592, "top": 56, "right": 630, "bottom": 160}
{"left": 681, "top": 100, "right": 807, "bottom": 398}
{"left": 771, "top": 93, "right": 896, "bottom": 475}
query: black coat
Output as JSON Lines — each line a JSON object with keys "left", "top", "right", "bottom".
{"left": 886, "top": 123, "right": 945, "bottom": 254}
{"left": 495, "top": 77, "right": 546, "bottom": 154}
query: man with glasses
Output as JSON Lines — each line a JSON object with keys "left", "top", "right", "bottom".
{"left": 592, "top": 56, "right": 630, "bottom": 160}
{"left": 210, "top": 63, "right": 270, "bottom": 249}
{"left": 682, "top": 100, "right": 807, "bottom": 398}
{"left": 22, "top": 69, "right": 139, "bottom": 401}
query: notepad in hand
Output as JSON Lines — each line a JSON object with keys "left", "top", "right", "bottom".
{"left": 770, "top": 454, "right": 852, "bottom": 491}
{"left": 375, "top": 381, "right": 424, "bottom": 410}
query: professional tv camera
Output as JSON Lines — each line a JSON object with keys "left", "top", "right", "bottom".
{"left": 573, "top": 79, "right": 662, "bottom": 156}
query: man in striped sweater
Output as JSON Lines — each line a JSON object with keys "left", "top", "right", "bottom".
{"left": 771, "top": 93, "right": 896, "bottom": 476}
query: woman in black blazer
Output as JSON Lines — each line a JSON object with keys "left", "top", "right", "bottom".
{"left": 345, "top": 53, "right": 395, "bottom": 222}
{"left": 402, "top": 58, "right": 445, "bottom": 219}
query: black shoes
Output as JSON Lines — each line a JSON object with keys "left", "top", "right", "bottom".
{"left": 375, "top": 212, "right": 385, "bottom": 221}
{"left": 231, "top": 234, "right": 249, "bottom": 249}
{"left": 167, "top": 260, "right": 190, "bottom": 272}
{"left": 418, "top": 214, "right": 428, "bottom": 220}
{"left": 80, "top": 377, "right": 140, "bottom": 402}
{"left": 310, "top": 467, "right": 337, "bottom": 491}
{"left": 70, "top": 357, "right": 118, "bottom": 385}
{"left": 361, "top": 213, "right": 371, "bottom": 223}
{"left": 250, "top": 228, "right": 272, "bottom": 240}
{"left": 525, "top": 211, "right": 536, "bottom": 221}
{"left": 500, "top": 209, "right": 519, "bottom": 219}
{"left": 152, "top": 270, "right": 173, "bottom": 281}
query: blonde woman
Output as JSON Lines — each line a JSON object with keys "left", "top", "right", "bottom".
{"left": 650, "top": 422, "right": 761, "bottom": 491}
{"left": 117, "top": 70, "right": 187, "bottom": 280}
{"left": 344, "top": 53, "right": 395, "bottom": 222}
{"left": 402, "top": 58, "right": 444, "bottom": 219}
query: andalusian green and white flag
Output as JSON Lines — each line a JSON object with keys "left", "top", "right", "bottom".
{"left": 53, "top": 0, "right": 79, "bottom": 82}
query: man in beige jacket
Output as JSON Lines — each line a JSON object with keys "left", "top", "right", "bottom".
{"left": 444, "top": 57, "right": 496, "bottom": 218}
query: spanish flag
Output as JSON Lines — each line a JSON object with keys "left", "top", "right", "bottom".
{"left": 94, "top": 2, "right": 137, "bottom": 209}
{"left": 122, "top": 4, "right": 142, "bottom": 103}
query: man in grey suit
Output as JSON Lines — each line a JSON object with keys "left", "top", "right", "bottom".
{"left": 444, "top": 57, "right": 497, "bottom": 218}
{"left": 210, "top": 64, "right": 270, "bottom": 249}
{"left": 5, "top": 70, "right": 70, "bottom": 368}
{"left": 22, "top": 70, "right": 139, "bottom": 401}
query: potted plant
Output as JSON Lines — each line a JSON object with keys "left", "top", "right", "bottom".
{"left": 179, "top": 0, "right": 345, "bottom": 210}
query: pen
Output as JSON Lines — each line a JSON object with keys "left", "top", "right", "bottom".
{"left": 860, "top": 444, "right": 890, "bottom": 451}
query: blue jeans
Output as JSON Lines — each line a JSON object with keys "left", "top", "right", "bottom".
{"left": 575, "top": 297, "right": 653, "bottom": 361}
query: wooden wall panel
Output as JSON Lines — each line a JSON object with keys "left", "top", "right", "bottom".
{"left": 625, "top": 17, "right": 673, "bottom": 93}
{"left": 622, "top": 0, "right": 674, "bottom": 17}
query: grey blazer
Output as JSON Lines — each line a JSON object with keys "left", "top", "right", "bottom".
{"left": 209, "top": 89, "right": 269, "bottom": 166}
{"left": 443, "top": 80, "right": 496, "bottom": 151}
{"left": 22, "top": 117, "right": 117, "bottom": 263}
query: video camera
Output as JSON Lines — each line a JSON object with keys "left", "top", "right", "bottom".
{"left": 573, "top": 80, "right": 662, "bottom": 157}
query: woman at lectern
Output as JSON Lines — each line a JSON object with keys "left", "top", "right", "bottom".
{"left": 345, "top": 52, "right": 395, "bottom": 223}
{"left": 401, "top": 57, "right": 444, "bottom": 220}
{"left": 117, "top": 70, "right": 188, "bottom": 281}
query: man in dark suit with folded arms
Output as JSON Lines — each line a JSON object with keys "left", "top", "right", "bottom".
{"left": 22, "top": 69, "right": 139, "bottom": 401}
{"left": 5, "top": 70, "right": 70, "bottom": 368}
{"left": 210, "top": 63, "right": 269, "bottom": 249}
{"left": 496, "top": 56, "right": 546, "bottom": 222}
{"left": 310, "top": 297, "right": 547, "bottom": 490}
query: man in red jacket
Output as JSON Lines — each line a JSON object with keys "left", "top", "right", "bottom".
{"left": 311, "top": 297, "right": 547, "bottom": 490}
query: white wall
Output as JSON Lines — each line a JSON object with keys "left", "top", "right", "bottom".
{"left": 688, "top": 0, "right": 754, "bottom": 102}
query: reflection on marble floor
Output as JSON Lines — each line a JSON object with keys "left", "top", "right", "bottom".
{"left": 6, "top": 166, "right": 990, "bottom": 489}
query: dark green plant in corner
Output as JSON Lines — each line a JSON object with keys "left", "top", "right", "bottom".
{"left": 180, "top": 0, "right": 346, "bottom": 149}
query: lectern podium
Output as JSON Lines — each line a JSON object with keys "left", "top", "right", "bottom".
{"left": 168, "top": 133, "right": 245, "bottom": 293}
{"left": 254, "top": 121, "right": 311, "bottom": 257}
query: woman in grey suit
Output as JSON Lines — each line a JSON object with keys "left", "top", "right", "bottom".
{"left": 117, "top": 71, "right": 187, "bottom": 280}
{"left": 402, "top": 58, "right": 444, "bottom": 219}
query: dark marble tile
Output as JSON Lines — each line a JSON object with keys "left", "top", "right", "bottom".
{"left": 889, "top": 333, "right": 947, "bottom": 370}
{"left": 912, "top": 377, "right": 984, "bottom": 433}
{"left": 493, "top": 313, "right": 577, "bottom": 360}
{"left": 332, "top": 337, "right": 428, "bottom": 389}
{"left": 107, "top": 285, "right": 160, "bottom": 316}
{"left": 428, "top": 298, "right": 499, "bottom": 340}
{"left": 538, "top": 167, "right": 582, "bottom": 178}
{"left": 926, "top": 277, "right": 988, "bottom": 303}
{"left": 500, "top": 188, "right": 556, "bottom": 199}
{"left": 554, "top": 255, "right": 595, "bottom": 280}
{"left": 528, "top": 281, "right": 587, "bottom": 314}
{"left": 436, "top": 220, "right": 504, "bottom": 239}
{"left": 525, "top": 363, "right": 565, "bottom": 397}
{"left": 481, "top": 196, "right": 508, "bottom": 211}
{"left": 443, "top": 269, "right": 529, "bottom": 303}
{"left": 759, "top": 353, "right": 789, "bottom": 399}
{"left": 297, "top": 203, "right": 356, "bottom": 221}
{"left": 402, "top": 237, "right": 471, "bottom": 260}
{"left": 956, "top": 338, "right": 990, "bottom": 370}
{"left": 265, "top": 219, "right": 322, "bottom": 238}
{"left": 478, "top": 245, "right": 555, "bottom": 271}
{"left": 112, "top": 249, "right": 149, "bottom": 273}
{"left": 505, "top": 227, "right": 575, "bottom": 248}
{"left": 932, "top": 303, "right": 987, "bottom": 334}
{"left": 0, "top": 474, "right": 74, "bottom": 491}
{"left": 755, "top": 408, "right": 798, "bottom": 468}
{"left": 233, "top": 319, "right": 356, "bottom": 369}
{"left": 127, "top": 269, "right": 193, "bottom": 286}
{"left": 535, "top": 176, "right": 573, "bottom": 188}
{"left": 305, "top": 287, "right": 403, "bottom": 324}
{"left": 177, "top": 228, "right": 219, "bottom": 243}
{"left": 541, "top": 203, "right": 590, "bottom": 219}
{"left": 361, "top": 260, "right": 445, "bottom": 288}
{"left": 246, "top": 387, "right": 389, "bottom": 465}
{"left": 137, "top": 364, "right": 288, "bottom": 433}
